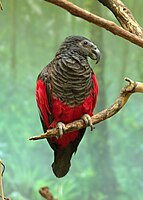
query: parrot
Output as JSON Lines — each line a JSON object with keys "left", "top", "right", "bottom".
{"left": 36, "top": 35, "right": 100, "bottom": 178}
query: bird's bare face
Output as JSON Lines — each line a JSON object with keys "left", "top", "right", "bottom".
{"left": 79, "top": 39, "right": 100, "bottom": 64}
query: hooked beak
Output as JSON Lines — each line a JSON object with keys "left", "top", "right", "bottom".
{"left": 92, "top": 47, "right": 101, "bottom": 64}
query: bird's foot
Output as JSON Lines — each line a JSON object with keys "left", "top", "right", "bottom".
{"left": 56, "top": 122, "right": 66, "bottom": 138}
{"left": 82, "top": 114, "right": 94, "bottom": 131}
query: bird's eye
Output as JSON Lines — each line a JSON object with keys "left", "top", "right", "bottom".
{"left": 83, "top": 41, "right": 88, "bottom": 45}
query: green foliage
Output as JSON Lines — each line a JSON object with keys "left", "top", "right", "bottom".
{"left": 1, "top": 0, "right": 143, "bottom": 200}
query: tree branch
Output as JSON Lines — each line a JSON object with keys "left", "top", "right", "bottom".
{"left": 29, "top": 77, "right": 143, "bottom": 141}
{"left": 44, "top": 0, "right": 143, "bottom": 48}
{"left": 0, "top": 196, "right": 10, "bottom": 200}
{"left": 0, "top": 1, "right": 3, "bottom": 10}
{"left": 98, "top": 0, "right": 143, "bottom": 37}
{"left": 39, "top": 187, "right": 56, "bottom": 200}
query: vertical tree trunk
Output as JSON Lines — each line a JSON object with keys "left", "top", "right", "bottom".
{"left": 11, "top": 0, "right": 17, "bottom": 76}
{"left": 88, "top": 1, "right": 119, "bottom": 199}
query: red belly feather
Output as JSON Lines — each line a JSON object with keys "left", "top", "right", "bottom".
{"left": 36, "top": 74, "right": 98, "bottom": 148}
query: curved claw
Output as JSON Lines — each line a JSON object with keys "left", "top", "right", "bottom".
{"left": 56, "top": 122, "right": 66, "bottom": 138}
{"left": 82, "top": 114, "right": 94, "bottom": 131}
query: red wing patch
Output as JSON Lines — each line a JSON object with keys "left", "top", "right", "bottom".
{"left": 91, "top": 73, "right": 98, "bottom": 110}
{"left": 36, "top": 79, "right": 51, "bottom": 127}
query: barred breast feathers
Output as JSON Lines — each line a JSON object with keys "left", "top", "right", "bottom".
{"left": 49, "top": 50, "right": 93, "bottom": 106}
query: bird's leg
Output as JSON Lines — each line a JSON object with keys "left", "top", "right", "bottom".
{"left": 56, "top": 122, "right": 66, "bottom": 138}
{"left": 82, "top": 114, "right": 94, "bottom": 131}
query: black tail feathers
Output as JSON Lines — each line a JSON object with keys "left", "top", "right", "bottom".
{"left": 52, "top": 146, "right": 73, "bottom": 178}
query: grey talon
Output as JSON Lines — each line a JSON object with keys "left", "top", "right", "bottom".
{"left": 82, "top": 114, "right": 94, "bottom": 131}
{"left": 57, "top": 122, "right": 66, "bottom": 138}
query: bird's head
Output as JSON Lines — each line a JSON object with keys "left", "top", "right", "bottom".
{"left": 60, "top": 36, "right": 101, "bottom": 64}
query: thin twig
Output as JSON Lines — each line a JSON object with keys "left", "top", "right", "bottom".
{"left": 29, "top": 77, "right": 143, "bottom": 141}
{"left": 0, "top": 160, "right": 4, "bottom": 200}
{"left": 44, "top": 0, "right": 143, "bottom": 48}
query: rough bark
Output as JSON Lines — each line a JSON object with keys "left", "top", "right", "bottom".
{"left": 29, "top": 78, "right": 143, "bottom": 140}
{"left": 98, "top": 0, "right": 143, "bottom": 37}
{"left": 44, "top": 0, "right": 143, "bottom": 48}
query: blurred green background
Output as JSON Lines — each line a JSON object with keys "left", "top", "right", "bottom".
{"left": 0, "top": 0, "right": 143, "bottom": 200}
